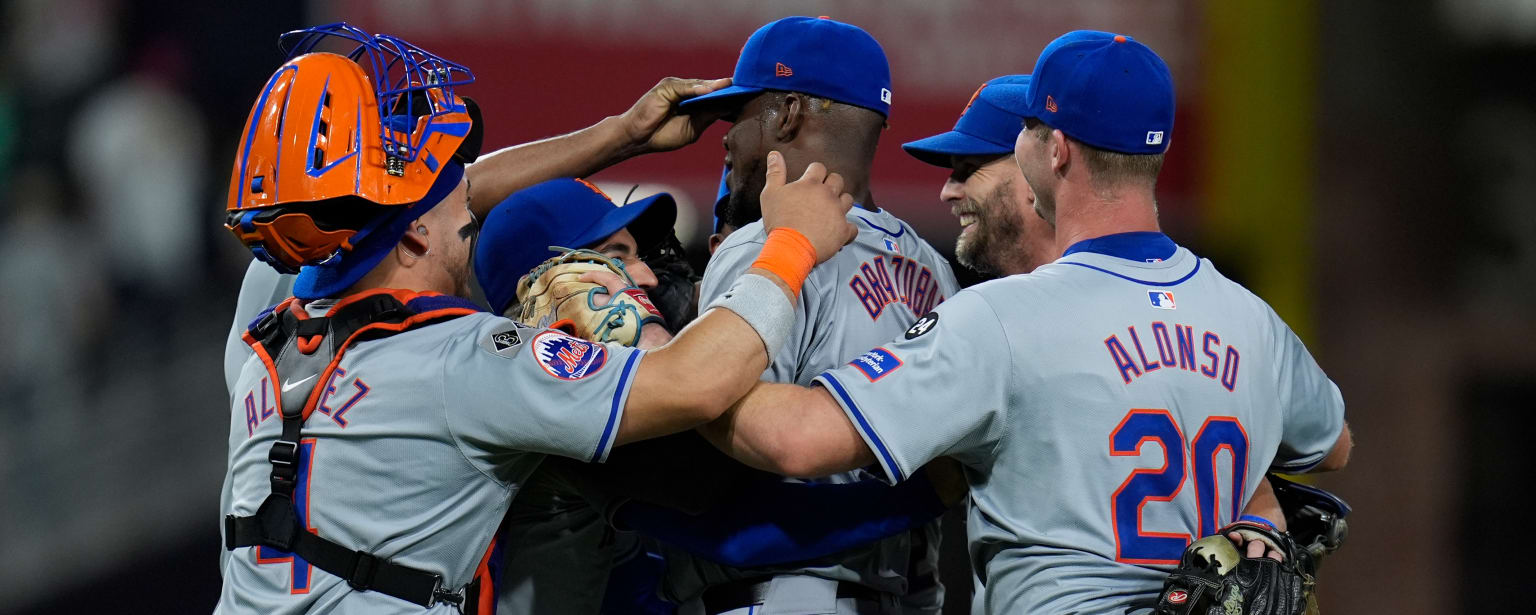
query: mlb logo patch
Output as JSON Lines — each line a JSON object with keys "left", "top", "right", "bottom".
{"left": 1146, "top": 131, "right": 1164, "bottom": 145}
{"left": 880, "top": 88, "right": 892, "bottom": 104}
{"left": 1148, "top": 291, "right": 1176, "bottom": 310}
{"left": 532, "top": 331, "right": 608, "bottom": 380}
{"left": 883, "top": 237, "right": 900, "bottom": 253}
{"left": 850, "top": 347, "right": 903, "bottom": 382}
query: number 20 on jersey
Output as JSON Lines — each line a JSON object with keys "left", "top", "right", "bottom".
{"left": 1109, "top": 408, "right": 1248, "bottom": 565}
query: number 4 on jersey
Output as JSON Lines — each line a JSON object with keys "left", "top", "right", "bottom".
{"left": 256, "top": 438, "right": 317, "bottom": 593}
{"left": 1109, "top": 409, "right": 1247, "bottom": 565}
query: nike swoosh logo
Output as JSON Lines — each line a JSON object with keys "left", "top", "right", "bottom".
{"left": 281, "top": 374, "right": 317, "bottom": 393}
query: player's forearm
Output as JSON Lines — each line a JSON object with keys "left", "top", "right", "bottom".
{"left": 465, "top": 116, "right": 636, "bottom": 219}
{"left": 618, "top": 306, "right": 775, "bottom": 445}
{"left": 1311, "top": 423, "right": 1352, "bottom": 472}
{"left": 702, "top": 382, "right": 873, "bottom": 478}
{"left": 1238, "top": 476, "right": 1286, "bottom": 531}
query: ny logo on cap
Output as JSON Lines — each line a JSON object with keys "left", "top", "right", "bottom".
{"left": 775, "top": 62, "right": 794, "bottom": 77}
{"left": 961, "top": 83, "right": 986, "bottom": 115}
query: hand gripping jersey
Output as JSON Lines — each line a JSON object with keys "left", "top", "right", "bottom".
{"left": 813, "top": 232, "right": 1346, "bottom": 614}
{"left": 217, "top": 281, "right": 644, "bottom": 614}
{"left": 672, "top": 207, "right": 960, "bottom": 609}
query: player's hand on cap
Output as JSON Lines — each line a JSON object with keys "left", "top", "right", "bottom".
{"left": 618, "top": 77, "right": 732, "bottom": 154}
{"left": 759, "top": 151, "right": 857, "bottom": 264}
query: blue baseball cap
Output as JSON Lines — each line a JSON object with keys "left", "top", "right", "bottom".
{"left": 474, "top": 178, "right": 676, "bottom": 314}
{"left": 901, "top": 74, "right": 1031, "bottom": 168}
{"left": 680, "top": 16, "right": 892, "bottom": 117}
{"left": 982, "top": 31, "right": 1173, "bottom": 154}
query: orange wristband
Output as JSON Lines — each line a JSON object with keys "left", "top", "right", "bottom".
{"left": 751, "top": 228, "right": 817, "bottom": 297}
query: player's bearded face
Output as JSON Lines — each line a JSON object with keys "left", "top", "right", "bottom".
{"left": 954, "top": 178, "right": 1027, "bottom": 276}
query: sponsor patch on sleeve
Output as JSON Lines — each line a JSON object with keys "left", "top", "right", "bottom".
{"left": 532, "top": 331, "right": 608, "bottom": 380}
{"left": 850, "top": 347, "right": 903, "bottom": 382}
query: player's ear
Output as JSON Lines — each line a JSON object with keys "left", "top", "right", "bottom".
{"left": 773, "top": 93, "right": 806, "bottom": 143}
{"left": 398, "top": 222, "right": 431, "bottom": 261}
{"left": 1049, "top": 129, "right": 1071, "bottom": 177}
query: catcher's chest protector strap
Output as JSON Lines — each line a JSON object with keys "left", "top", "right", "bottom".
{"left": 225, "top": 289, "right": 484, "bottom": 611}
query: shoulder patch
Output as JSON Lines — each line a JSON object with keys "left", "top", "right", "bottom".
{"left": 479, "top": 322, "right": 533, "bottom": 357}
{"left": 850, "top": 347, "right": 903, "bottom": 382}
{"left": 905, "top": 311, "right": 939, "bottom": 339}
{"left": 532, "top": 330, "right": 608, "bottom": 380}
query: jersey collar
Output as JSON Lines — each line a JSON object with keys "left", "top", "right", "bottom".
{"left": 1060, "top": 231, "right": 1177, "bottom": 263}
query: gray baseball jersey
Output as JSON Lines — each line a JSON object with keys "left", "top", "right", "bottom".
{"left": 812, "top": 235, "right": 1346, "bottom": 614}
{"left": 670, "top": 207, "right": 960, "bottom": 608}
{"left": 218, "top": 269, "right": 645, "bottom": 613}
{"left": 223, "top": 259, "right": 295, "bottom": 393}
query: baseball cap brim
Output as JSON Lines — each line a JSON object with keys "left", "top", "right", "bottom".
{"left": 678, "top": 84, "right": 767, "bottom": 115}
{"left": 901, "top": 131, "right": 1014, "bottom": 168}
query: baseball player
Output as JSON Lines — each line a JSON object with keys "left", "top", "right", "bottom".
{"left": 701, "top": 30, "right": 1353, "bottom": 614}
{"left": 901, "top": 74, "right": 1057, "bottom": 279}
{"left": 472, "top": 178, "right": 962, "bottom": 615}
{"left": 673, "top": 16, "right": 961, "bottom": 615}
{"left": 217, "top": 23, "right": 859, "bottom": 614}
{"left": 468, "top": 176, "right": 674, "bottom": 615}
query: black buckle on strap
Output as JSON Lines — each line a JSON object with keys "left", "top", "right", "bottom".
{"left": 348, "top": 550, "right": 379, "bottom": 590}
{"left": 269, "top": 440, "right": 299, "bottom": 466}
{"left": 431, "top": 581, "right": 463, "bottom": 607}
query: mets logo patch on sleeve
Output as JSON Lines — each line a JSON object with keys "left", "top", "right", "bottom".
{"left": 532, "top": 331, "right": 608, "bottom": 380}
{"left": 850, "top": 347, "right": 902, "bottom": 382}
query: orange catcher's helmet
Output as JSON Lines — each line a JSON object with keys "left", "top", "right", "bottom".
{"left": 225, "top": 23, "right": 481, "bottom": 275}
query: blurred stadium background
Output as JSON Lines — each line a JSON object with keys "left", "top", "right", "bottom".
{"left": 1, "top": 0, "right": 1532, "bottom": 613}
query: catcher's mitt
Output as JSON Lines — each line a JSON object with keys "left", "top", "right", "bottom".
{"left": 1153, "top": 521, "right": 1313, "bottom": 615}
{"left": 515, "top": 247, "right": 664, "bottom": 346}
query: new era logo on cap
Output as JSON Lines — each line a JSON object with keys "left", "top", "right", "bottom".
{"left": 775, "top": 62, "right": 793, "bottom": 77}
